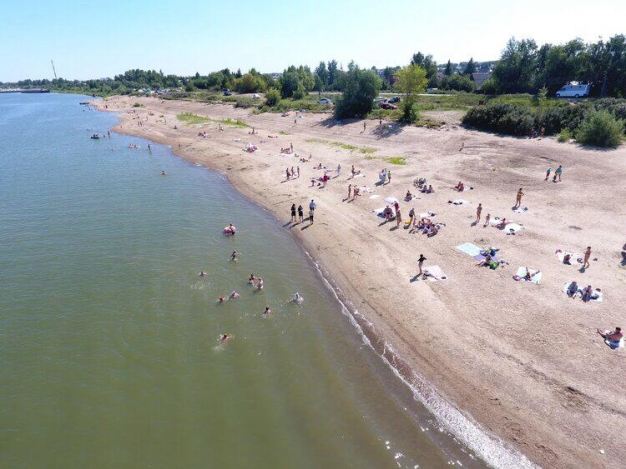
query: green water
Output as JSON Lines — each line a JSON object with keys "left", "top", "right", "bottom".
{"left": 0, "top": 94, "right": 485, "bottom": 469}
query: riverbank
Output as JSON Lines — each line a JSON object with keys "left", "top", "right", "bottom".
{"left": 94, "top": 95, "right": 626, "bottom": 468}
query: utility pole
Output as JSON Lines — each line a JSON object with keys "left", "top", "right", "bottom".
{"left": 51, "top": 60, "right": 58, "bottom": 80}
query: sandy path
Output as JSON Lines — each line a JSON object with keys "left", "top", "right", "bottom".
{"left": 95, "top": 96, "right": 626, "bottom": 469}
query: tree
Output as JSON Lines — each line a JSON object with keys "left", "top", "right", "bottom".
{"left": 334, "top": 66, "right": 380, "bottom": 119}
{"left": 394, "top": 64, "right": 428, "bottom": 122}
{"left": 315, "top": 61, "right": 328, "bottom": 89}
{"left": 491, "top": 38, "right": 538, "bottom": 93}
{"left": 463, "top": 58, "right": 476, "bottom": 75}
{"left": 327, "top": 60, "right": 339, "bottom": 90}
{"left": 444, "top": 60, "right": 453, "bottom": 76}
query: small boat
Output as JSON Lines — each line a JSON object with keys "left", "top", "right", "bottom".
{"left": 91, "top": 134, "right": 100, "bottom": 139}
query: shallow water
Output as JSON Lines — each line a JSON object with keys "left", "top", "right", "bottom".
{"left": 0, "top": 93, "right": 485, "bottom": 469}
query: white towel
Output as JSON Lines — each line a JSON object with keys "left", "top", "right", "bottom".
{"left": 516, "top": 267, "right": 542, "bottom": 284}
{"left": 423, "top": 265, "right": 447, "bottom": 281}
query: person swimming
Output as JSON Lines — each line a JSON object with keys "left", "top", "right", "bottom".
{"left": 229, "top": 290, "right": 240, "bottom": 299}
{"left": 199, "top": 271, "right": 206, "bottom": 277}
{"left": 218, "top": 296, "right": 226, "bottom": 304}
{"left": 218, "top": 334, "right": 232, "bottom": 344}
{"left": 248, "top": 274, "right": 256, "bottom": 285}
{"left": 230, "top": 250, "right": 239, "bottom": 261}
{"left": 256, "top": 277, "right": 264, "bottom": 290}
{"left": 292, "top": 292, "right": 304, "bottom": 304}
{"left": 263, "top": 306, "right": 271, "bottom": 316}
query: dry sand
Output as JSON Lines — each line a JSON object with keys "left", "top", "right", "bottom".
{"left": 94, "top": 96, "right": 626, "bottom": 468}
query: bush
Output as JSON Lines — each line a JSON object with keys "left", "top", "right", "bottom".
{"left": 265, "top": 89, "right": 280, "bottom": 107}
{"left": 537, "top": 104, "right": 589, "bottom": 135}
{"left": 557, "top": 128, "right": 572, "bottom": 142}
{"left": 234, "top": 97, "right": 255, "bottom": 108}
{"left": 292, "top": 86, "right": 306, "bottom": 100}
{"left": 462, "top": 103, "right": 534, "bottom": 136}
{"left": 575, "top": 110, "right": 624, "bottom": 148}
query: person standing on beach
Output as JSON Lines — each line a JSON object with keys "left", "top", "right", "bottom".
{"left": 555, "top": 165, "right": 563, "bottom": 182}
{"left": 336, "top": 164, "right": 341, "bottom": 177}
{"left": 297, "top": 166, "right": 300, "bottom": 178}
{"left": 515, "top": 188, "right": 524, "bottom": 208}
{"left": 297, "top": 204, "right": 304, "bottom": 223}
{"left": 309, "top": 209, "right": 314, "bottom": 224}
{"left": 416, "top": 254, "right": 427, "bottom": 277}
{"left": 363, "top": 121, "right": 366, "bottom": 132}
{"left": 290, "top": 204, "right": 297, "bottom": 222}
{"left": 286, "top": 168, "right": 291, "bottom": 180}
{"left": 290, "top": 143, "right": 294, "bottom": 153}
{"left": 387, "top": 169, "right": 391, "bottom": 184}
{"left": 309, "top": 199, "right": 316, "bottom": 212}
{"left": 347, "top": 184, "right": 352, "bottom": 201}
{"left": 476, "top": 203, "right": 482, "bottom": 223}
{"left": 583, "top": 246, "right": 592, "bottom": 269}
{"left": 395, "top": 207, "right": 402, "bottom": 227}
{"left": 351, "top": 165, "right": 356, "bottom": 178}
{"left": 484, "top": 213, "right": 491, "bottom": 227}
{"left": 545, "top": 167, "right": 551, "bottom": 181}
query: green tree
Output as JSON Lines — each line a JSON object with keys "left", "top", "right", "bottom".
{"left": 491, "top": 38, "right": 538, "bottom": 93}
{"left": 576, "top": 110, "right": 624, "bottom": 147}
{"left": 334, "top": 66, "right": 380, "bottom": 119}
{"left": 315, "top": 61, "right": 328, "bottom": 89}
{"left": 327, "top": 60, "right": 339, "bottom": 90}
{"left": 394, "top": 64, "right": 428, "bottom": 122}
{"left": 463, "top": 58, "right": 476, "bottom": 75}
{"left": 265, "top": 89, "right": 280, "bottom": 106}
{"left": 444, "top": 60, "right": 453, "bottom": 76}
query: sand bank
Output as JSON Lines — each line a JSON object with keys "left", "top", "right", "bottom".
{"left": 94, "top": 96, "right": 626, "bottom": 468}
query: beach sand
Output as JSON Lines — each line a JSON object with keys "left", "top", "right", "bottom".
{"left": 95, "top": 95, "right": 626, "bottom": 468}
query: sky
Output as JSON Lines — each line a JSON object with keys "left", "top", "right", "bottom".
{"left": 1, "top": 0, "right": 625, "bottom": 82}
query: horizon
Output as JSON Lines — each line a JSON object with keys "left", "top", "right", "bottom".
{"left": 2, "top": 0, "right": 625, "bottom": 83}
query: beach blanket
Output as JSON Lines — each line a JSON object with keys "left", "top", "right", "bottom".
{"left": 474, "top": 254, "right": 502, "bottom": 264}
{"left": 504, "top": 223, "right": 524, "bottom": 234}
{"left": 405, "top": 195, "right": 420, "bottom": 201}
{"left": 490, "top": 217, "right": 512, "bottom": 226}
{"left": 555, "top": 249, "right": 582, "bottom": 264}
{"left": 419, "top": 211, "right": 436, "bottom": 218}
{"left": 369, "top": 194, "right": 379, "bottom": 199}
{"left": 603, "top": 333, "right": 625, "bottom": 350}
{"left": 563, "top": 283, "right": 604, "bottom": 302}
{"left": 374, "top": 207, "right": 396, "bottom": 218}
{"left": 457, "top": 243, "right": 482, "bottom": 257}
{"left": 384, "top": 197, "right": 399, "bottom": 204}
{"left": 423, "top": 265, "right": 448, "bottom": 281}
{"left": 512, "top": 206, "right": 529, "bottom": 213}
{"left": 515, "top": 267, "right": 542, "bottom": 284}
{"left": 451, "top": 199, "right": 470, "bottom": 205}
{"left": 352, "top": 173, "right": 365, "bottom": 178}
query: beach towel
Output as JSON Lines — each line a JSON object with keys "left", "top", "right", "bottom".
{"left": 512, "top": 206, "right": 529, "bottom": 213}
{"left": 352, "top": 173, "right": 365, "bottom": 178}
{"left": 369, "top": 194, "right": 379, "bottom": 199}
{"left": 515, "top": 267, "right": 542, "bottom": 284}
{"left": 419, "top": 211, "right": 436, "bottom": 218}
{"left": 555, "top": 249, "right": 582, "bottom": 264}
{"left": 451, "top": 199, "right": 470, "bottom": 205}
{"left": 504, "top": 223, "right": 524, "bottom": 234}
{"left": 384, "top": 197, "right": 399, "bottom": 204}
{"left": 474, "top": 254, "right": 502, "bottom": 264}
{"left": 604, "top": 336, "right": 624, "bottom": 350}
{"left": 423, "top": 265, "right": 448, "bottom": 281}
{"left": 563, "top": 283, "right": 604, "bottom": 302}
{"left": 374, "top": 207, "right": 396, "bottom": 218}
{"left": 457, "top": 243, "right": 482, "bottom": 257}
{"left": 489, "top": 217, "right": 514, "bottom": 226}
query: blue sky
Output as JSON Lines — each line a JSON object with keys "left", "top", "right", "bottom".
{"left": 1, "top": 0, "right": 624, "bottom": 82}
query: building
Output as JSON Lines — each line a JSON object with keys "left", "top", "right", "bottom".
{"left": 470, "top": 72, "right": 492, "bottom": 90}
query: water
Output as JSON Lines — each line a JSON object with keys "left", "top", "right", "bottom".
{"left": 0, "top": 94, "right": 486, "bottom": 469}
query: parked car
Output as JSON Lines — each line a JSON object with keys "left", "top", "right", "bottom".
{"left": 381, "top": 102, "right": 398, "bottom": 110}
{"left": 223, "top": 89, "right": 232, "bottom": 96}
{"left": 317, "top": 98, "right": 332, "bottom": 104}
{"left": 556, "top": 84, "right": 590, "bottom": 98}
{"left": 388, "top": 96, "right": 401, "bottom": 103}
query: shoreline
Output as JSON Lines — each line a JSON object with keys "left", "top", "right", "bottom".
{"left": 93, "top": 95, "right": 626, "bottom": 469}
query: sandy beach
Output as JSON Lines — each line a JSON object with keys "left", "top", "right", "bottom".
{"left": 94, "top": 95, "right": 626, "bottom": 468}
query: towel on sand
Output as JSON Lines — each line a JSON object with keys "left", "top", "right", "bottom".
{"left": 419, "top": 211, "right": 436, "bottom": 218}
{"left": 423, "top": 265, "right": 447, "bottom": 281}
{"left": 374, "top": 207, "right": 396, "bottom": 217}
{"left": 457, "top": 243, "right": 482, "bottom": 257}
{"left": 451, "top": 199, "right": 470, "bottom": 205}
{"left": 515, "top": 267, "right": 542, "bottom": 284}
{"left": 512, "top": 206, "right": 529, "bottom": 213}
{"left": 505, "top": 223, "right": 524, "bottom": 234}
{"left": 475, "top": 254, "right": 502, "bottom": 263}
{"left": 369, "top": 194, "right": 379, "bottom": 199}
{"left": 555, "top": 249, "right": 582, "bottom": 264}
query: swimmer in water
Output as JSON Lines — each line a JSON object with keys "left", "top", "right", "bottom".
{"left": 229, "top": 290, "right": 240, "bottom": 299}
{"left": 230, "top": 251, "right": 239, "bottom": 261}
{"left": 161, "top": 170, "right": 167, "bottom": 176}
{"left": 256, "top": 277, "right": 264, "bottom": 290}
{"left": 248, "top": 274, "right": 256, "bottom": 285}
{"left": 218, "top": 296, "right": 226, "bottom": 304}
{"left": 218, "top": 334, "right": 232, "bottom": 344}
{"left": 292, "top": 292, "right": 304, "bottom": 304}
{"left": 199, "top": 271, "right": 206, "bottom": 277}
{"left": 263, "top": 306, "right": 271, "bottom": 316}
{"left": 228, "top": 223, "right": 236, "bottom": 235}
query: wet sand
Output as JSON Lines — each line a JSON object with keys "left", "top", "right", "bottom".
{"left": 94, "top": 95, "right": 626, "bottom": 469}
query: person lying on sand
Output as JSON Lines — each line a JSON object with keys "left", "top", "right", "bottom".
{"left": 597, "top": 327, "right": 622, "bottom": 342}
{"left": 523, "top": 268, "right": 540, "bottom": 281}
{"left": 476, "top": 254, "right": 493, "bottom": 267}
{"left": 496, "top": 218, "right": 507, "bottom": 229}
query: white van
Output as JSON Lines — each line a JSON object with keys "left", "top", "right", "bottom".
{"left": 556, "top": 84, "right": 590, "bottom": 98}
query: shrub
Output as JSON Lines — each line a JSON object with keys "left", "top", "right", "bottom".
{"left": 537, "top": 104, "right": 589, "bottom": 135}
{"left": 576, "top": 110, "right": 624, "bottom": 148}
{"left": 462, "top": 103, "right": 534, "bottom": 136}
{"left": 234, "top": 97, "right": 255, "bottom": 108}
{"left": 265, "top": 89, "right": 280, "bottom": 107}
{"left": 557, "top": 128, "right": 572, "bottom": 142}
{"left": 292, "top": 86, "right": 307, "bottom": 100}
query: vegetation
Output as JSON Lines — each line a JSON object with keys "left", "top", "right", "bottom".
{"left": 383, "top": 157, "right": 407, "bottom": 165}
{"left": 575, "top": 110, "right": 624, "bottom": 148}
{"left": 557, "top": 128, "right": 572, "bottom": 142}
{"left": 334, "top": 64, "right": 380, "bottom": 119}
{"left": 177, "top": 113, "right": 210, "bottom": 125}
{"left": 394, "top": 65, "right": 427, "bottom": 122}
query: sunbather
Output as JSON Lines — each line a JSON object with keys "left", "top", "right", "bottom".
{"left": 597, "top": 327, "right": 622, "bottom": 343}
{"left": 476, "top": 254, "right": 492, "bottom": 267}
{"left": 496, "top": 218, "right": 507, "bottom": 229}
{"left": 405, "top": 190, "right": 413, "bottom": 201}
{"left": 581, "top": 285, "right": 593, "bottom": 302}
{"left": 454, "top": 181, "right": 464, "bottom": 191}
{"left": 523, "top": 268, "right": 540, "bottom": 281}
{"left": 566, "top": 281, "right": 578, "bottom": 297}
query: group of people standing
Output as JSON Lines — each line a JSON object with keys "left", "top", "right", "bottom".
{"left": 290, "top": 199, "right": 317, "bottom": 224}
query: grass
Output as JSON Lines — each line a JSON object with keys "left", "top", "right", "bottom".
{"left": 306, "top": 138, "right": 376, "bottom": 154}
{"left": 383, "top": 156, "right": 407, "bottom": 165}
{"left": 215, "top": 118, "right": 249, "bottom": 128}
{"left": 177, "top": 113, "right": 210, "bottom": 125}
{"left": 279, "top": 130, "right": 290, "bottom": 135}
{"left": 133, "top": 102, "right": 143, "bottom": 108}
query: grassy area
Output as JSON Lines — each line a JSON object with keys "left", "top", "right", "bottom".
{"left": 177, "top": 113, "right": 210, "bottom": 125}
{"left": 279, "top": 130, "right": 290, "bottom": 135}
{"left": 215, "top": 118, "right": 249, "bottom": 128}
{"left": 305, "top": 138, "right": 376, "bottom": 154}
{"left": 383, "top": 156, "right": 407, "bottom": 165}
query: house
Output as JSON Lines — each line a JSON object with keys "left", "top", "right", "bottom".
{"left": 470, "top": 72, "right": 492, "bottom": 90}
